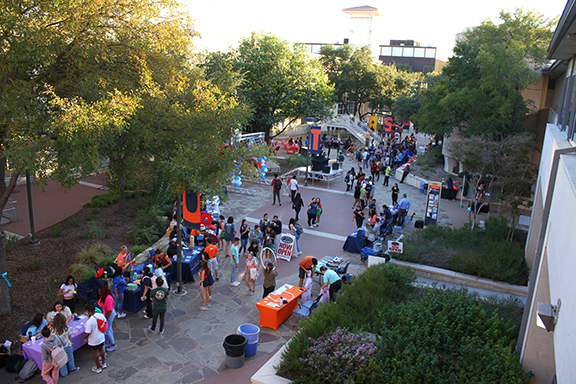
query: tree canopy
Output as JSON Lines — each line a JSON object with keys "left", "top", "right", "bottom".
{"left": 414, "top": 8, "right": 557, "bottom": 139}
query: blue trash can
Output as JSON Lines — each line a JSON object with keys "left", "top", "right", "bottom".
{"left": 237, "top": 324, "right": 260, "bottom": 357}
{"left": 419, "top": 181, "right": 425, "bottom": 193}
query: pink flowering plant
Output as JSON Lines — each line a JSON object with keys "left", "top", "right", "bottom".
{"left": 295, "top": 327, "right": 382, "bottom": 384}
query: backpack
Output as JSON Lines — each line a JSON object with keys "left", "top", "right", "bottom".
{"left": 294, "top": 223, "right": 304, "bottom": 235}
{"left": 42, "top": 336, "right": 68, "bottom": 369}
{"left": 0, "top": 345, "right": 9, "bottom": 368}
{"left": 273, "top": 178, "right": 281, "bottom": 191}
{"left": 18, "top": 359, "right": 38, "bottom": 381}
{"left": 96, "top": 316, "right": 108, "bottom": 333}
{"left": 6, "top": 354, "right": 24, "bottom": 372}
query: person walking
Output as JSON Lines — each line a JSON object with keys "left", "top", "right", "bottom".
{"left": 195, "top": 259, "right": 211, "bottom": 311}
{"left": 288, "top": 175, "right": 299, "bottom": 202}
{"left": 244, "top": 252, "right": 259, "bottom": 295}
{"left": 289, "top": 218, "right": 302, "bottom": 255}
{"left": 306, "top": 198, "right": 318, "bottom": 228}
{"left": 383, "top": 165, "right": 391, "bottom": 186}
{"left": 391, "top": 183, "right": 400, "bottom": 206}
{"left": 271, "top": 173, "right": 282, "bottom": 206}
{"left": 292, "top": 192, "right": 304, "bottom": 221}
{"left": 148, "top": 277, "right": 170, "bottom": 331}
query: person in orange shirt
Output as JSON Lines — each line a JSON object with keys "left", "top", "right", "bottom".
{"left": 204, "top": 237, "right": 219, "bottom": 281}
{"left": 116, "top": 245, "right": 128, "bottom": 270}
{"left": 298, "top": 256, "right": 318, "bottom": 288}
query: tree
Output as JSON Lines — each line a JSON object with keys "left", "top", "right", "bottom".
{"left": 415, "top": 8, "right": 557, "bottom": 139}
{"left": 224, "top": 33, "right": 334, "bottom": 142}
{"left": 392, "top": 94, "right": 421, "bottom": 123}
{"left": 0, "top": 0, "right": 193, "bottom": 315}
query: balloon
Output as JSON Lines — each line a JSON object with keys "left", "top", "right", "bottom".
{"left": 264, "top": 157, "right": 267, "bottom": 161}
{"left": 258, "top": 157, "right": 262, "bottom": 162}
{"left": 235, "top": 175, "right": 240, "bottom": 181}
{"left": 261, "top": 175, "right": 265, "bottom": 181}
{"left": 261, "top": 167, "right": 267, "bottom": 173}
{"left": 234, "top": 180, "right": 242, "bottom": 187}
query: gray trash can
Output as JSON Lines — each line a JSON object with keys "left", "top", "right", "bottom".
{"left": 223, "top": 334, "right": 247, "bottom": 368}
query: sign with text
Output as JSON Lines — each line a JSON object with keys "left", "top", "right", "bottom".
{"left": 277, "top": 234, "right": 295, "bottom": 262}
{"left": 383, "top": 116, "right": 393, "bottom": 133}
{"left": 368, "top": 116, "right": 378, "bottom": 130}
{"left": 387, "top": 240, "right": 403, "bottom": 254}
{"left": 424, "top": 182, "right": 442, "bottom": 226}
{"left": 309, "top": 126, "right": 322, "bottom": 155}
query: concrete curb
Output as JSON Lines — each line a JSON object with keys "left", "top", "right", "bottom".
{"left": 251, "top": 344, "right": 291, "bottom": 384}
{"left": 368, "top": 256, "right": 527, "bottom": 297}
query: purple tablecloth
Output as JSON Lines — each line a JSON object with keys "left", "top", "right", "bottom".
{"left": 22, "top": 315, "right": 88, "bottom": 370}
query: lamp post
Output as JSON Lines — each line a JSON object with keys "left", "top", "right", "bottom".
{"left": 304, "top": 117, "right": 315, "bottom": 186}
{"left": 26, "top": 171, "right": 39, "bottom": 245}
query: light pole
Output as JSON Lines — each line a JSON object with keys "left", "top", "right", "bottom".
{"left": 304, "top": 117, "right": 315, "bottom": 186}
{"left": 26, "top": 171, "right": 40, "bottom": 245}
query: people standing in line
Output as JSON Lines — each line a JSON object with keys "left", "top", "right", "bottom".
{"left": 229, "top": 237, "right": 241, "bottom": 286}
{"left": 244, "top": 252, "right": 259, "bottom": 295}
{"left": 148, "top": 277, "right": 170, "bottom": 331}
{"left": 97, "top": 285, "right": 118, "bottom": 352}
{"left": 239, "top": 219, "right": 250, "bottom": 257}
{"left": 353, "top": 206, "right": 365, "bottom": 229}
{"left": 224, "top": 216, "right": 236, "bottom": 258}
{"left": 320, "top": 266, "right": 342, "bottom": 302}
{"left": 50, "top": 313, "right": 79, "bottom": 377}
{"left": 204, "top": 236, "right": 219, "bottom": 281}
{"left": 397, "top": 193, "right": 411, "bottom": 226}
{"left": 292, "top": 192, "right": 304, "bottom": 221}
{"left": 315, "top": 197, "right": 323, "bottom": 227}
{"left": 83, "top": 303, "right": 106, "bottom": 374}
{"left": 57, "top": 276, "right": 77, "bottom": 314}
{"left": 288, "top": 175, "right": 299, "bottom": 202}
{"left": 140, "top": 267, "right": 153, "bottom": 319}
{"left": 262, "top": 261, "right": 278, "bottom": 298}
{"left": 195, "top": 259, "right": 212, "bottom": 311}
{"left": 289, "top": 218, "right": 302, "bottom": 255}
{"left": 383, "top": 165, "right": 391, "bottom": 186}
{"left": 298, "top": 256, "right": 318, "bottom": 288}
{"left": 390, "top": 183, "right": 400, "bottom": 206}
{"left": 307, "top": 198, "right": 318, "bottom": 228}
{"left": 271, "top": 173, "right": 282, "bottom": 206}
{"left": 400, "top": 164, "right": 410, "bottom": 183}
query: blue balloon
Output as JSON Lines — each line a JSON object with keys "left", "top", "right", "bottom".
{"left": 261, "top": 175, "right": 265, "bottom": 181}
{"left": 257, "top": 157, "right": 262, "bottom": 162}
{"left": 264, "top": 157, "right": 267, "bottom": 161}
{"left": 235, "top": 175, "right": 240, "bottom": 180}
{"left": 261, "top": 167, "right": 267, "bottom": 173}
{"left": 234, "top": 180, "right": 242, "bottom": 187}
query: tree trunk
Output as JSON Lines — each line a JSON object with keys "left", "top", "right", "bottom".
{"left": 118, "top": 174, "right": 126, "bottom": 214}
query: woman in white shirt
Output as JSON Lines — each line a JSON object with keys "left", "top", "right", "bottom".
{"left": 57, "top": 275, "right": 77, "bottom": 313}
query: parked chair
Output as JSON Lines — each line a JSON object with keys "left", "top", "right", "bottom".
{"left": 335, "top": 261, "right": 350, "bottom": 276}
{"left": 295, "top": 294, "right": 323, "bottom": 317}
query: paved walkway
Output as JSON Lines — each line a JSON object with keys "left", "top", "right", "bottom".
{"left": 0, "top": 148, "right": 512, "bottom": 384}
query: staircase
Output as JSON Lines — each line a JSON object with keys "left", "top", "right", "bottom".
{"left": 323, "top": 115, "right": 380, "bottom": 145}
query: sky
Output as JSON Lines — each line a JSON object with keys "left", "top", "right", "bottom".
{"left": 182, "top": 0, "right": 568, "bottom": 55}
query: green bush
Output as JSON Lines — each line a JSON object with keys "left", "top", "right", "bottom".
{"left": 26, "top": 258, "right": 44, "bottom": 270}
{"left": 286, "top": 154, "right": 308, "bottom": 168}
{"left": 75, "top": 247, "right": 102, "bottom": 265}
{"left": 416, "top": 144, "right": 443, "bottom": 168}
{"left": 50, "top": 225, "right": 63, "bottom": 237}
{"left": 71, "top": 217, "right": 80, "bottom": 227}
{"left": 98, "top": 256, "right": 116, "bottom": 268}
{"left": 84, "top": 192, "right": 118, "bottom": 208}
{"left": 278, "top": 264, "right": 415, "bottom": 376}
{"left": 67, "top": 263, "right": 90, "bottom": 275}
{"left": 131, "top": 245, "right": 148, "bottom": 256}
{"left": 90, "top": 242, "right": 111, "bottom": 255}
{"left": 84, "top": 212, "right": 95, "bottom": 221}
{"left": 5, "top": 234, "right": 18, "bottom": 251}
{"left": 127, "top": 207, "right": 167, "bottom": 245}
{"left": 376, "top": 289, "right": 532, "bottom": 383}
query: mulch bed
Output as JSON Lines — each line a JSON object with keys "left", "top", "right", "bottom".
{"left": 0, "top": 202, "right": 142, "bottom": 350}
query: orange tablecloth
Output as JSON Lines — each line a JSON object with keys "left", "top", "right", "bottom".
{"left": 256, "top": 284, "right": 305, "bottom": 330}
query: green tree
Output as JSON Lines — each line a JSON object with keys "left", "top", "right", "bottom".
{"left": 415, "top": 8, "right": 557, "bottom": 139}
{"left": 226, "top": 33, "right": 334, "bottom": 141}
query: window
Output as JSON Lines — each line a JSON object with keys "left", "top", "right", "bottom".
{"left": 311, "top": 45, "right": 322, "bottom": 54}
{"left": 425, "top": 48, "right": 436, "bottom": 58}
{"left": 403, "top": 47, "right": 414, "bottom": 57}
{"left": 414, "top": 48, "right": 425, "bottom": 58}
{"left": 392, "top": 47, "right": 403, "bottom": 57}
{"left": 380, "top": 46, "right": 391, "bottom": 56}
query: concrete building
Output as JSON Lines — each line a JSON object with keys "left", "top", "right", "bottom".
{"left": 517, "top": 1, "right": 576, "bottom": 382}
{"left": 378, "top": 40, "right": 449, "bottom": 73}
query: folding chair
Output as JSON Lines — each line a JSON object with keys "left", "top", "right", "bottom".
{"left": 295, "top": 293, "right": 323, "bottom": 317}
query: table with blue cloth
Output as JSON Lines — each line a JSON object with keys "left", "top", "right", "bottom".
{"left": 124, "top": 265, "right": 170, "bottom": 313}
{"left": 175, "top": 246, "right": 204, "bottom": 283}
{"left": 342, "top": 228, "right": 366, "bottom": 253}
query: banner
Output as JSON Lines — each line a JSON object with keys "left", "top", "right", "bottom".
{"left": 276, "top": 234, "right": 295, "bottom": 262}
{"left": 182, "top": 191, "right": 201, "bottom": 230}
{"left": 368, "top": 116, "right": 378, "bottom": 130}
{"left": 310, "top": 125, "right": 322, "bottom": 155}
{"left": 387, "top": 240, "right": 403, "bottom": 253}
{"left": 383, "top": 116, "right": 393, "bottom": 133}
{"left": 424, "top": 182, "right": 442, "bottom": 226}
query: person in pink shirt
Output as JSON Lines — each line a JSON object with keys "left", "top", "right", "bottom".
{"left": 97, "top": 286, "right": 118, "bottom": 352}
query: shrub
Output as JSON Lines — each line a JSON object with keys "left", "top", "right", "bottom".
{"left": 5, "top": 234, "right": 19, "bottom": 251}
{"left": 71, "top": 217, "right": 80, "bottom": 227}
{"left": 50, "top": 225, "right": 63, "bottom": 237}
{"left": 75, "top": 247, "right": 102, "bottom": 265}
{"left": 90, "top": 242, "right": 111, "bottom": 255}
{"left": 67, "top": 263, "right": 90, "bottom": 275}
{"left": 84, "top": 192, "right": 118, "bottom": 208}
{"left": 127, "top": 207, "right": 167, "bottom": 245}
{"left": 376, "top": 288, "right": 532, "bottom": 383}
{"left": 84, "top": 212, "right": 95, "bottom": 220}
{"left": 98, "top": 256, "right": 116, "bottom": 268}
{"left": 80, "top": 221, "right": 103, "bottom": 238}
{"left": 131, "top": 245, "right": 148, "bottom": 256}
{"left": 26, "top": 258, "right": 44, "bottom": 270}
{"left": 79, "top": 269, "right": 96, "bottom": 282}
{"left": 294, "top": 327, "right": 382, "bottom": 384}
{"left": 286, "top": 154, "right": 308, "bottom": 168}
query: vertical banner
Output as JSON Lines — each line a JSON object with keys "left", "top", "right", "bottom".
{"left": 403, "top": 121, "right": 410, "bottom": 130}
{"left": 368, "top": 116, "right": 378, "bottom": 130}
{"left": 310, "top": 125, "right": 322, "bottom": 155}
{"left": 383, "top": 116, "right": 393, "bottom": 133}
{"left": 182, "top": 190, "right": 201, "bottom": 230}
{"left": 424, "top": 182, "right": 442, "bottom": 226}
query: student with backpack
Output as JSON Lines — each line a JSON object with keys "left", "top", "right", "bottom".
{"left": 289, "top": 218, "right": 303, "bottom": 255}
{"left": 97, "top": 285, "right": 118, "bottom": 352}
{"left": 83, "top": 303, "right": 107, "bottom": 374}
{"left": 271, "top": 173, "right": 282, "bottom": 206}
{"left": 291, "top": 192, "right": 304, "bottom": 221}
{"left": 40, "top": 327, "right": 66, "bottom": 383}
{"left": 51, "top": 313, "right": 79, "bottom": 376}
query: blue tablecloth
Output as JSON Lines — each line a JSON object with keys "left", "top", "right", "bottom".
{"left": 343, "top": 229, "right": 366, "bottom": 253}
{"left": 174, "top": 246, "right": 204, "bottom": 283}
{"left": 124, "top": 284, "right": 145, "bottom": 313}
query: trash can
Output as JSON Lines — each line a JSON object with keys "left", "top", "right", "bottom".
{"left": 223, "top": 334, "right": 247, "bottom": 368}
{"left": 419, "top": 181, "right": 425, "bottom": 193}
{"left": 237, "top": 324, "right": 260, "bottom": 357}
